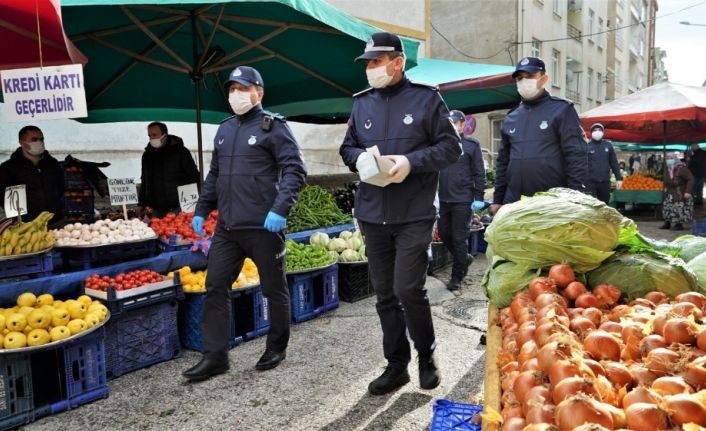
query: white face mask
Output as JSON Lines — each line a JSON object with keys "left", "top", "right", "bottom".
{"left": 591, "top": 130, "right": 604, "bottom": 141}
{"left": 366, "top": 64, "right": 394, "bottom": 89}
{"left": 26, "top": 141, "right": 45, "bottom": 156}
{"left": 229, "top": 90, "right": 255, "bottom": 115}
{"left": 516, "top": 78, "right": 542, "bottom": 100}
{"left": 149, "top": 135, "right": 165, "bottom": 148}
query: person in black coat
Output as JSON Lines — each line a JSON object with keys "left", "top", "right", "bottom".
{"left": 688, "top": 143, "right": 706, "bottom": 205}
{"left": 0, "top": 125, "right": 63, "bottom": 225}
{"left": 138, "top": 122, "right": 200, "bottom": 217}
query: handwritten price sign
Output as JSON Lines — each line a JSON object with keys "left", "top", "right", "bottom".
{"left": 178, "top": 183, "right": 199, "bottom": 213}
{"left": 4, "top": 185, "right": 27, "bottom": 218}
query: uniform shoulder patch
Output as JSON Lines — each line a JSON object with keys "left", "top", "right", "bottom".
{"left": 353, "top": 87, "right": 374, "bottom": 98}
{"left": 409, "top": 80, "right": 439, "bottom": 91}
{"left": 262, "top": 110, "right": 286, "bottom": 122}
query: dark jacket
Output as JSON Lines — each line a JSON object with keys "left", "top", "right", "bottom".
{"left": 195, "top": 106, "right": 307, "bottom": 230}
{"left": 339, "top": 76, "right": 462, "bottom": 224}
{"left": 139, "top": 134, "right": 200, "bottom": 211}
{"left": 439, "top": 136, "right": 486, "bottom": 203}
{"left": 0, "top": 148, "right": 63, "bottom": 222}
{"left": 664, "top": 163, "right": 694, "bottom": 202}
{"left": 689, "top": 149, "right": 706, "bottom": 178}
{"left": 588, "top": 138, "right": 622, "bottom": 183}
{"left": 493, "top": 90, "right": 588, "bottom": 204}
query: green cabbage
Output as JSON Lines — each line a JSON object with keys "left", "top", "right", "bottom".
{"left": 587, "top": 251, "right": 700, "bottom": 299}
{"left": 485, "top": 188, "right": 624, "bottom": 272}
{"left": 483, "top": 257, "right": 539, "bottom": 308}
{"left": 687, "top": 251, "right": 706, "bottom": 291}
{"left": 672, "top": 235, "right": 706, "bottom": 262}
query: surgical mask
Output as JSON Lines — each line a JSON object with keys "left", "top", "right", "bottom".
{"left": 366, "top": 64, "right": 394, "bottom": 89}
{"left": 516, "top": 78, "right": 542, "bottom": 100}
{"left": 26, "top": 141, "right": 45, "bottom": 156}
{"left": 591, "top": 130, "right": 604, "bottom": 141}
{"left": 149, "top": 136, "right": 165, "bottom": 149}
{"left": 666, "top": 159, "right": 676, "bottom": 166}
{"left": 229, "top": 90, "right": 255, "bottom": 115}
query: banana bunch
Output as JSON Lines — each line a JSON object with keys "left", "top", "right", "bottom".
{"left": 0, "top": 212, "right": 55, "bottom": 256}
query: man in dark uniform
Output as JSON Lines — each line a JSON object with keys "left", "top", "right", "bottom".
{"left": 183, "top": 66, "right": 307, "bottom": 381}
{"left": 688, "top": 143, "right": 706, "bottom": 206}
{"left": 0, "top": 125, "right": 63, "bottom": 225}
{"left": 491, "top": 57, "right": 588, "bottom": 215}
{"left": 586, "top": 123, "right": 622, "bottom": 204}
{"left": 438, "top": 110, "right": 486, "bottom": 291}
{"left": 339, "top": 32, "right": 461, "bottom": 395}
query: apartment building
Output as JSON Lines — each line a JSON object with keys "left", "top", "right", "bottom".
{"left": 653, "top": 47, "right": 669, "bottom": 83}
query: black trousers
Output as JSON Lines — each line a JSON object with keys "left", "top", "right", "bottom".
{"left": 589, "top": 181, "right": 611, "bottom": 204}
{"left": 438, "top": 202, "right": 472, "bottom": 282}
{"left": 201, "top": 227, "right": 290, "bottom": 361}
{"left": 360, "top": 219, "right": 436, "bottom": 369}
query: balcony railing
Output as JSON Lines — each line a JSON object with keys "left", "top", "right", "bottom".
{"left": 565, "top": 89, "right": 581, "bottom": 103}
{"left": 567, "top": 23, "right": 582, "bottom": 41}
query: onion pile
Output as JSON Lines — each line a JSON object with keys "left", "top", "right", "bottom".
{"left": 497, "top": 263, "right": 706, "bottom": 431}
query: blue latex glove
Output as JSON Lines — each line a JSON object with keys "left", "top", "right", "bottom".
{"left": 264, "top": 211, "right": 286, "bottom": 232}
{"left": 471, "top": 201, "right": 485, "bottom": 212}
{"left": 192, "top": 215, "right": 205, "bottom": 236}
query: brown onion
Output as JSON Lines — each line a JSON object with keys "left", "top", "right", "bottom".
{"left": 548, "top": 263, "right": 575, "bottom": 288}
{"left": 499, "top": 417, "right": 526, "bottom": 431}
{"left": 525, "top": 403, "right": 556, "bottom": 424}
{"left": 537, "top": 341, "right": 574, "bottom": 372}
{"left": 652, "top": 314, "right": 667, "bottom": 336}
{"left": 621, "top": 321, "right": 646, "bottom": 344}
{"left": 563, "top": 281, "right": 587, "bottom": 302}
{"left": 568, "top": 307, "right": 584, "bottom": 318}
{"left": 698, "top": 329, "right": 706, "bottom": 352}
{"left": 607, "top": 304, "right": 632, "bottom": 322}
{"left": 523, "top": 385, "right": 551, "bottom": 414}
{"left": 583, "top": 359, "right": 606, "bottom": 377}
{"left": 622, "top": 385, "right": 663, "bottom": 409}
{"left": 571, "top": 425, "right": 611, "bottom": 431}
{"left": 601, "top": 401, "right": 627, "bottom": 427}
{"left": 553, "top": 376, "right": 600, "bottom": 404}
{"left": 676, "top": 292, "right": 706, "bottom": 310}
{"left": 537, "top": 314, "right": 570, "bottom": 328}
{"left": 513, "top": 370, "right": 547, "bottom": 404}
{"left": 518, "top": 340, "right": 538, "bottom": 366}
{"left": 581, "top": 307, "right": 603, "bottom": 326}
{"left": 663, "top": 317, "right": 699, "bottom": 345}
{"left": 516, "top": 321, "right": 537, "bottom": 348}
{"left": 645, "top": 291, "right": 669, "bottom": 304}
{"left": 652, "top": 376, "right": 694, "bottom": 395}
{"left": 664, "top": 393, "right": 706, "bottom": 426}
{"left": 501, "top": 361, "right": 519, "bottom": 374}
{"left": 584, "top": 331, "right": 621, "bottom": 361}
{"left": 510, "top": 292, "right": 532, "bottom": 321}
{"left": 529, "top": 277, "right": 558, "bottom": 300}
{"left": 523, "top": 424, "right": 558, "bottom": 431}
{"left": 521, "top": 357, "right": 540, "bottom": 372}
{"left": 535, "top": 292, "right": 568, "bottom": 310}
{"left": 630, "top": 298, "right": 657, "bottom": 309}
{"left": 548, "top": 359, "right": 595, "bottom": 389}
{"left": 570, "top": 317, "right": 596, "bottom": 338}
{"left": 501, "top": 371, "right": 518, "bottom": 392}
{"left": 684, "top": 361, "right": 706, "bottom": 390}
{"left": 534, "top": 322, "right": 569, "bottom": 347}
{"left": 576, "top": 293, "right": 602, "bottom": 309}
{"left": 593, "top": 283, "right": 622, "bottom": 306}
{"left": 598, "top": 321, "right": 623, "bottom": 334}
{"left": 639, "top": 334, "right": 667, "bottom": 357}
{"left": 645, "top": 347, "right": 684, "bottom": 375}
{"left": 501, "top": 402, "right": 524, "bottom": 420}
{"left": 628, "top": 364, "right": 659, "bottom": 387}
{"left": 672, "top": 301, "right": 704, "bottom": 319}
{"left": 625, "top": 402, "right": 670, "bottom": 430}
{"left": 502, "top": 389, "right": 519, "bottom": 407}
{"left": 555, "top": 394, "right": 613, "bottom": 431}
{"left": 603, "top": 361, "right": 633, "bottom": 389}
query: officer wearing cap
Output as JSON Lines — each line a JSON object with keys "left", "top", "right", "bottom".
{"left": 183, "top": 66, "right": 307, "bottom": 381}
{"left": 587, "top": 123, "right": 622, "bottom": 204}
{"left": 491, "top": 57, "right": 588, "bottom": 214}
{"left": 340, "top": 32, "right": 461, "bottom": 396}
{"left": 438, "top": 110, "right": 486, "bottom": 291}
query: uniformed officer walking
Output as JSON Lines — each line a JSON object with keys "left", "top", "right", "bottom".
{"left": 183, "top": 66, "right": 307, "bottom": 381}
{"left": 587, "top": 123, "right": 622, "bottom": 204}
{"left": 491, "top": 57, "right": 588, "bottom": 214}
{"left": 339, "top": 32, "right": 461, "bottom": 395}
{"left": 438, "top": 110, "right": 486, "bottom": 291}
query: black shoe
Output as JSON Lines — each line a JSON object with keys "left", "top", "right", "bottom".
{"left": 672, "top": 223, "right": 684, "bottom": 231}
{"left": 659, "top": 221, "right": 671, "bottom": 229}
{"left": 368, "top": 366, "right": 410, "bottom": 395}
{"left": 255, "top": 350, "right": 286, "bottom": 371}
{"left": 446, "top": 279, "right": 461, "bottom": 291}
{"left": 182, "top": 357, "right": 229, "bottom": 381}
{"left": 419, "top": 355, "right": 440, "bottom": 390}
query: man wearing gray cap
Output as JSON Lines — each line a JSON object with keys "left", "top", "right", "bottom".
{"left": 183, "top": 66, "right": 307, "bottom": 381}
{"left": 340, "top": 32, "right": 461, "bottom": 395}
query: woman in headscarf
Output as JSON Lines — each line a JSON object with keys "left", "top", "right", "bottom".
{"left": 660, "top": 151, "right": 694, "bottom": 230}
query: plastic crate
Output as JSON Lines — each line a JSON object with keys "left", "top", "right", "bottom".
{"left": 469, "top": 227, "right": 485, "bottom": 257}
{"left": 338, "top": 262, "right": 374, "bottom": 302}
{"left": 60, "top": 239, "right": 157, "bottom": 270}
{"left": 178, "top": 291, "right": 243, "bottom": 352}
{"left": 156, "top": 237, "right": 193, "bottom": 253}
{"left": 285, "top": 223, "right": 356, "bottom": 244}
{"left": 63, "top": 169, "right": 92, "bottom": 191}
{"left": 234, "top": 287, "right": 271, "bottom": 341}
{"left": 0, "top": 253, "right": 53, "bottom": 280}
{"left": 693, "top": 218, "right": 706, "bottom": 237}
{"left": 287, "top": 264, "right": 339, "bottom": 323}
{"left": 430, "top": 399, "right": 483, "bottom": 431}
{"left": 62, "top": 195, "right": 94, "bottom": 215}
{"left": 85, "top": 276, "right": 184, "bottom": 317}
{"left": 104, "top": 299, "right": 181, "bottom": 379}
{"left": 0, "top": 354, "right": 33, "bottom": 429}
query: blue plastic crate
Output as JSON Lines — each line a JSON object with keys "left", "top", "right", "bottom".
{"left": 0, "top": 253, "right": 52, "bottom": 280}
{"left": 60, "top": 239, "right": 157, "bottom": 270}
{"left": 156, "top": 238, "right": 193, "bottom": 253}
{"left": 287, "top": 264, "right": 339, "bottom": 323}
{"left": 0, "top": 353, "right": 33, "bottom": 426}
{"left": 234, "top": 287, "right": 271, "bottom": 341}
{"left": 285, "top": 223, "right": 356, "bottom": 244}
{"left": 104, "top": 299, "right": 181, "bottom": 379}
{"left": 178, "top": 291, "right": 243, "bottom": 352}
{"left": 86, "top": 276, "right": 184, "bottom": 317}
{"left": 693, "top": 218, "right": 706, "bottom": 237}
{"left": 430, "top": 399, "right": 482, "bottom": 431}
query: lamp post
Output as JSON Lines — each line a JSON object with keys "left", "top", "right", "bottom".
{"left": 680, "top": 21, "right": 706, "bottom": 27}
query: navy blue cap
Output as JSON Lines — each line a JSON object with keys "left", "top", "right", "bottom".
{"left": 224, "top": 66, "right": 264, "bottom": 88}
{"left": 449, "top": 110, "right": 466, "bottom": 122}
{"left": 355, "top": 32, "right": 404, "bottom": 62}
{"left": 512, "top": 57, "right": 546, "bottom": 78}
{"left": 590, "top": 123, "right": 605, "bottom": 132}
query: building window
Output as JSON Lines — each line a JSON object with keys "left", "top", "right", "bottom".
{"left": 596, "top": 72, "right": 602, "bottom": 101}
{"left": 617, "top": 0, "right": 625, "bottom": 8}
{"left": 551, "top": 49, "right": 561, "bottom": 88}
{"left": 598, "top": 18, "right": 605, "bottom": 48}
{"left": 638, "top": 74, "right": 644, "bottom": 89}
{"left": 639, "top": 38, "right": 645, "bottom": 57}
{"left": 491, "top": 119, "right": 503, "bottom": 157}
{"left": 531, "top": 38, "right": 542, "bottom": 58}
{"left": 616, "top": 17, "right": 624, "bottom": 50}
{"left": 588, "top": 9, "right": 595, "bottom": 42}
{"left": 553, "top": 0, "right": 561, "bottom": 17}
{"left": 587, "top": 68, "right": 594, "bottom": 100}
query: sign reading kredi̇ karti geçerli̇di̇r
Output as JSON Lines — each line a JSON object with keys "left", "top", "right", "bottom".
{"left": 1, "top": 64, "right": 87, "bottom": 122}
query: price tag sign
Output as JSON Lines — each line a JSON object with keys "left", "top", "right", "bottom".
{"left": 4, "top": 185, "right": 27, "bottom": 218}
{"left": 178, "top": 183, "right": 199, "bottom": 213}
{"left": 108, "top": 178, "right": 138, "bottom": 206}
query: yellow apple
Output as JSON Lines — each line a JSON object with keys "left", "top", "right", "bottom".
{"left": 27, "top": 309, "right": 51, "bottom": 330}
{"left": 27, "top": 329, "right": 50, "bottom": 347}
{"left": 77, "top": 295, "right": 93, "bottom": 306}
{"left": 6, "top": 313, "right": 27, "bottom": 332}
{"left": 51, "top": 308, "right": 71, "bottom": 327}
{"left": 36, "top": 294, "right": 54, "bottom": 307}
{"left": 87, "top": 303, "right": 108, "bottom": 320}
{"left": 0, "top": 314, "right": 5, "bottom": 332}
{"left": 52, "top": 300, "right": 65, "bottom": 309}
{"left": 3, "top": 331, "right": 27, "bottom": 349}
{"left": 66, "top": 301, "right": 87, "bottom": 320}
{"left": 16, "top": 292, "right": 37, "bottom": 308}
{"left": 49, "top": 326, "right": 71, "bottom": 342}
{"left": 39, "top": 305, "right": 54, "bottom": 314}
{"left": 67, "top": 319, "right": 87, "bottom": 335}
{"left": 23, "top": 326, "right": 33, "bottom": 335}
{"left": 17, "top": 306, "right": 35, "bottom": 317}
{"left": 83, "top": 313, "right": 101, "bottom": 328}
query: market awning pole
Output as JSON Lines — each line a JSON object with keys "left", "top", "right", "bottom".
{"left": 191, "top": 11, "right": 204, "bottom": 185}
